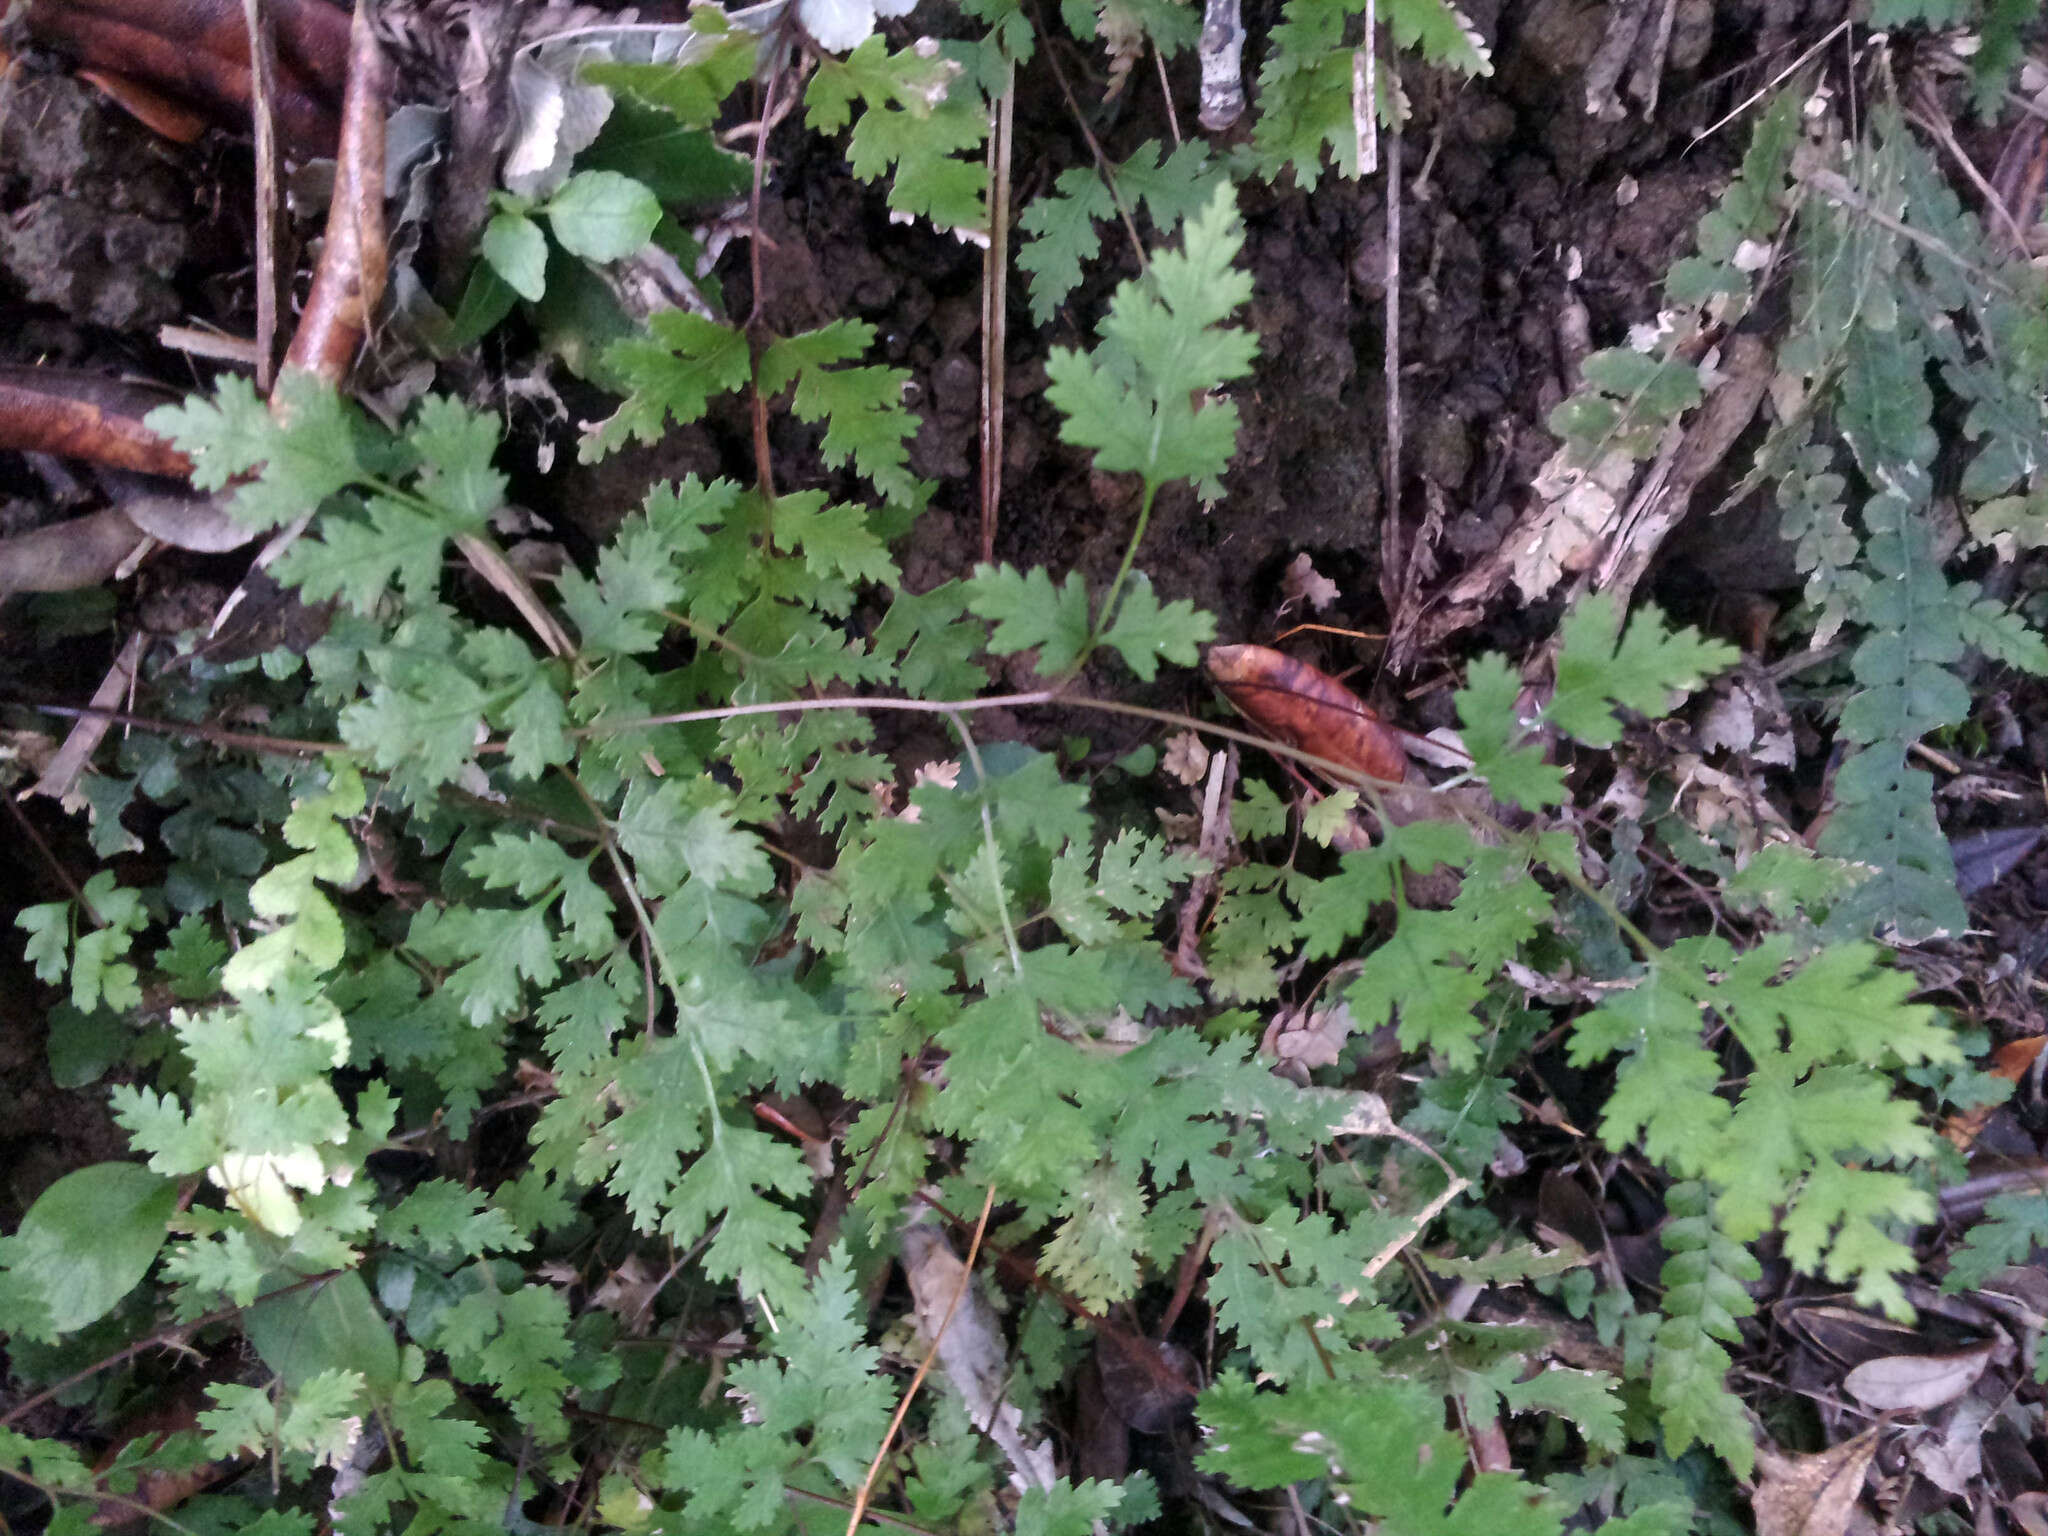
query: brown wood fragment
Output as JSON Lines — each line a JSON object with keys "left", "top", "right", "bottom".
{"left": 24, "top": 0, "right": 346, "bottom": 156}
{"left": 74, "top": 68, "right": 211, "bottom": 141}
{"left": 280, "top": 0, "right": 387, "bottom": 383}
{"left": 0, "top": 368, "right": 190, "bottom": 478}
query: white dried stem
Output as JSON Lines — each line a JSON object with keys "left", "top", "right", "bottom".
{"left": 1197, "top": 0, "right": 1244, "bottom": 132}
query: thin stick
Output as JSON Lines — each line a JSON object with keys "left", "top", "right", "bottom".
{"left": 744, "top": 28, "right": 800, "bottom": 528}
{"left": 1795, "top": 159, "right": 2017, "bottom": 295}
{"left": 1036, "top": 17, "right": 1149, "bottom": 274}
{"left": 1361, "top": 1174, "right": 1470, "bottom": 1281}
{"left": 31, "top": 630, "right": 147, "bottom": 801}
{"left": 31, "top": 702, "right": 339, "bottom": 755}
{"left": 1380, "top": 104, "right": 1404, "bottom": 616}
{"left": 609, "top": 688, "right": 1060, "bottom": 731}
{"left": 1906, "top": 95, "right": 2031, "bottom": 252}
{"left": 240, "top": 0, "right": 282, "bottom": 392}
{"left": 1691, "top": 17, "right": 1848, "bottom": 147}
{"left": 844, "top": 1186, "right": 998, "bottom": 1536}
{"left": 1354, "top": 0, "right": 1377, "bottom": 176}
{"left": 6, "top": 795, "right": 97, "bottom": 919}
{"left": 0, "top": 1267, "right": 349, "bottom": 1428}
{"left": 37, "top": 681, "right": 1417, "bottom": 793}
{"left": 980, "top": 57, "right": 1015, "bottom": 564}
{"left": 1154, "top": 47, "right": 1182, "bottom": 145}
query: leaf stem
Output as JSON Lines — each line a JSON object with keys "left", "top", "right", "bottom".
{"left": 559, "top": 769, "right": 726, "bottom": 1147}
{"left": 1091, "top": 477, "right": 1159, "bottom": 648}
{"left": 946, "top": 711, "right": 1024, "bottom": 976}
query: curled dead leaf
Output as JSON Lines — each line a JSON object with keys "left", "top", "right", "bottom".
{"left": 1751, "top": 1430, "right": 1879, "bottom": 1536}
{"left": 25, "top": 0, "right": 347, "bottom": 156}
{"left": 0, "top": 509, "right": 150, "bottom": 598}
{"left": 75, "top": 67, "right": 211, "bottom": 142}
{"left": 1205, "top": 645, "right": 1407, "bottom": 783}
{"left": 1991, "top": 1034, "right": 2047, "bottom": 1082}
{"left": 1162, "top": 731, "right": 1210, "bottom": 785}
{"left": 1279, "top": 552, "right": 1340, "bottom": 615}
{"left": 1841, "top": 1344, "right": 1993, "bottom": 1413}
{"left": 1260, "top": 998, "right": 1353, "bottom": 1084}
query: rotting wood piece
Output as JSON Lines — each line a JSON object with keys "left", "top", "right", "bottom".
{"left": 0, "top": 368, "right": 189, "bottom": 479}
{"left": 279, "top": 0, "right": 388, "bottom": 383}
{"left": 23, "top": 0, "right": 348, "bottom": 157}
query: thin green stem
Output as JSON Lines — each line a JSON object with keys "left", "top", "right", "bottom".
{"left": 946, "top": 711, "right": 1023, "bottom": 975}
{"left": 7, "top": 1476, "right": 206, "bottom": 1536}
{"left": 1091, "top": 478, "right": 1159, "bottom": 649}
{"left": 558, "top": 770, "right": 726, "bottom": 1148}
{"left": 660, "top": 609, "right": 760, "bottom": 663}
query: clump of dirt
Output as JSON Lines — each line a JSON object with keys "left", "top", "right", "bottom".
{"left": 0, "top": 69, "right": 200, "bottom": 331}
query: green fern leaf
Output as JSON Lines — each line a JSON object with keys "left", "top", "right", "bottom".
{"left": 1045, "top": 183, "right": 1258, "bottom": 498}
{"left": 1550, "top": 596, "right": 1737, "bottom": 747}
{"left": 1384, "top": 0, "right": 1493, "bottom": 76}
{"left": 1651, "top": 1184, "right": 1758, "bottom": 1475}
{"left": 1945, "top": 1189, "right": 2048, "bottom": 1292}
{"left": 1099, "top": 573, "right": 1215, "bottom": 680}
{"left": 583, "top": 313, "right": 751, "bottom": 460}
{"left": 965, "top": 562, "right": 1094, "bottom": 675}
{"left": 1018, "top": 167, "right": 1116, "bottom": 324}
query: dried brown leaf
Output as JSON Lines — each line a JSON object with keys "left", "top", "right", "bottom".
{"left": 25, "top": 0, "right": 345, "bottom": 155}
{"left": 1206, "top": 645, "right": 1407, "bottom": 783}
{"left": 1279, "top": 552, "right": 1340, "bottom": 615}
{"left": 1162, "top": 731, "right": 1210, "bottom": 786}
{"left": 900, "top": 1221, "right": 1057, "bottom": 1490}
{"left": 1751, "top": 1431, "right": 1880, "bottom": 1536}
{"left": 1841, "top": 1345, "right": 1993, "bottom": 1413}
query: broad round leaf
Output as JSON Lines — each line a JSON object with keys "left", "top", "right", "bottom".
{"left": 544, "top": 171, "right": 662, "bottom": 264}
{"left": 47, "top": 1004, "right": 127, "bottom": 1089}
{"left": 4, "top": 1162, "right": 177, "bottom": 1335}
{"left": 246, "top": 1269, "right": 402, "bottom": 1400}
{"left": 799, "top": 0, "right": 888, "bottom": 51}
{"left": 482, "top": 212, "right": 549, "bottom": 303}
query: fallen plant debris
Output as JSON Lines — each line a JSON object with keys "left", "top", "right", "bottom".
{"left": 1205, "top": 642, "right": 1412, "bottom": 784}
{"left": 0, "top": 369, "right": 189, "bottom": 479}
{"left": 21, "top": 0, "right": 348, "bottom": 156}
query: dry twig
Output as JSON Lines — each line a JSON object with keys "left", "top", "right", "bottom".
{"left": 240, "top": 0, "right": 284, "bottom": 392}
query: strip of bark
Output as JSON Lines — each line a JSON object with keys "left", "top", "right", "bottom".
{"left": 25, "top": 0, "right": 342, "bottom": 155}
{"left": 432, "top": 0, "right": 537, "bottom": 305}
{"left": 32, "top": 632, "right": 147, "bottom": 802}
{"left": 0, "top": 369, "right": 191, "bottom": 478}
{"left": 280, "top": 0, "right": 387, "bottom": 382}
